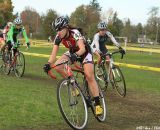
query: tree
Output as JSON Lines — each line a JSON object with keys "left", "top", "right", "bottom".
{"left": 89, "top": 0, "right": 101, "bottom": 11}
{"left": 70, "top": 0, "right": 101, "bottom": 39}
{"left": 41, "top": 9, "right": 58, "bottom": 38}
{"left": 136, "top": 23, "right": 143, "bottom": 35}
{"left": 70, "top": 5, "right": 87, "bottom": 29}
{"left": 0, "top": 0, "right": 14, "bottom": 25}
{"left": 101, "top": 8, "right": 114, "bottom": 23}
{"left": 146, "top": 6, "right": 160, "bottom": 43}
{"left": 107, "top": 12, "right": 124, "bottom": 36}
{"left": 121, "top": 19, "right": 133, "bottom": 42}
{"left": 21, "top": 7, "right": 41, "bottom": 35}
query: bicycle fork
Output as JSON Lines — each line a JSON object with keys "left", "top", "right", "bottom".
{"left": 68, "top": 76, "right": 79, "bottom": 106}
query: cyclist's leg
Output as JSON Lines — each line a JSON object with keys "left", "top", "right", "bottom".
{"left": 6, "top": 40, "right": 12, "bottom": 51}
{"left": 83, "top": 53, "right": 103, "bottom": 115}
{"left": 54, "top": 51, "right": 70, "bottom": 78}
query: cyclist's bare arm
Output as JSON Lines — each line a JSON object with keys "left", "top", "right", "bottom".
{"left": 76, "top": 39, "right": 86, "bottom": 56}
{"left": 48, "top": 45, "right": 59, "bottom": 64}
{"left": 91, "top": 33, "right": 101, "bottom": 53}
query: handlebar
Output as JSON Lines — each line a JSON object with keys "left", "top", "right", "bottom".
{"left": 101, "top": 50, "right": 125, "bottom": 59}
{"left": 47, "top": 60, "right": 84, "bottom": 79}
{"left": 48, "top": 60, "right": 70, "bottom": 79}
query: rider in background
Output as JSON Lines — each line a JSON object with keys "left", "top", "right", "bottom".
{"left": 6, "top": 17, "right": 30, "bottom": 54}
{"left": 0, "top": 22, "right": 12, "bottom": 52}
{"left": 91, "top": 21, "right": 125, "bottom": 65}
{"left": 43, "top": 16, "right": 103, "bottom": 116}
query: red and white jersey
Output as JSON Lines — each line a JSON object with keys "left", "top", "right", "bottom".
{"left": 3, "top": 26, "right": 10, "bottom": 41}
{"left": 54, "top": 29, "right": 86, "bottom": 53}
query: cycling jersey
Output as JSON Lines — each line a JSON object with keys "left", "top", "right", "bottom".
{"left": 0, "top": 26, "right": 10, "bottom": 44}
{"left": 2, "top": 25, "right": 10, "bottom": 41}
{"left": 91, "top": 31, "right": 120, "bottom": 54}
{"left": 7, "top": 25, "right": 29, "bottom": 44}
{"left": 54, "top": 29, "right": 91, "bottom": 61}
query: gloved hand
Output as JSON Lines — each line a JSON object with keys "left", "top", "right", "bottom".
{"left": 43, "top": 63, "right": 51, "bottom": 74}
{"left": 119, "top": 47, "right": 126, "bottom": 55}
{"left": 70, "top": 53, "right": 78, "bottom": 63}
{"left": 26, "top": 42, "right": 30, "bottom": 48}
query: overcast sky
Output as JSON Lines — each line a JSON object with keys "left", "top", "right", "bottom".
{"left": 12, "top": 0, "right": 160, "bottom": 25}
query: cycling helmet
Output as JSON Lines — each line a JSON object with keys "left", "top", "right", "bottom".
{"left": 97, "top": 21, "right": 107, "bottom": 30}
{"left": 14, "top": 17, "right": 22, "bottom": 25}
{"left": 53, "top": 16, "right": 69, "bottom": 31}
{"left": 7, "top": 22, "right": 13, "bottom": 27}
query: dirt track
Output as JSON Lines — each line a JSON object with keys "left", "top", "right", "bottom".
{"left": 9, "top": 88, "right": 160, "bottom": 130}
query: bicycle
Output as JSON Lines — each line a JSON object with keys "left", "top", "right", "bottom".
{"left": 0, "top": 44, "right": 25, "bottom": 77}
{"left": 48, "top": 60, "right": 106, "bottom": 130}
{"left": 95, "top": 50, "right": 126, "bottom": 97}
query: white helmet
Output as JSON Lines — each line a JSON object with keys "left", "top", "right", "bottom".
{"left": 97, "top": 22, "right": 107, "bottom": 30}
{"left": 14, "top": 17, "right": 22, "bottom": 25}
{"left": 7, "top": 22, "right": 13, "bottom": 27}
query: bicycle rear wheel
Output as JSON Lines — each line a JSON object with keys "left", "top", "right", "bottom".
{"left": 112, "top": 65, "right": 126, "bottom": 97}
{"left": 14, "top": 52, "right": 25, "bottom": 77}
{"left": 57, "top": 78, "right": 88, "bottom": 130}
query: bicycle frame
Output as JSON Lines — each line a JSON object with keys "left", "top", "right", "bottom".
{"left": 48, "top": 60, "right": 74, "bottom": 79}
{"left": 97, "top": 50, "right": 124, "bottom": 83}
{"left": 48, "top": 61, "right": 84, "bottom": 79}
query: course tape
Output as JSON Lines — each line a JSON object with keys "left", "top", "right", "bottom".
{"left": 30, "top": 43, "right": 160, "bottom": 53}
{"left": 114, "top": 62, "right": 160, "bottom": 72}
{"left": 22, "top": 51, "right": 160, "bottom": 72}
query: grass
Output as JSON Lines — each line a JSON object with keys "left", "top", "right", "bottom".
{"left": 0, "top": 45, "right": 159, "bottom": 129}
{"left": 0, "top": 56, "right": 62, "bottom": 129}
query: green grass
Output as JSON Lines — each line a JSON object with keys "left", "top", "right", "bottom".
{"left": 0, "top": 56, "right": 63, "bottom": 129}
{"left": 0, "top": 46, "right": 159, "bottom": 129}
{"left": 111, "top": 50, "right": 160, "bottom": 67}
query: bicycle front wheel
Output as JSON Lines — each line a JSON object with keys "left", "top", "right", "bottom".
{"left": 112, "top": 65, "right": 126, "bottom": 97}
{"left": 14, "top": 52, "right": 25, "bottom": 77}
{"left": 0, "top": 51, "right": 3, "bottom": 70}
{"left": 57, "top": 79, "right": 88, "bottom": 130}
{"left": 3, "top": 51, "right": 11, "bottom": 75}
{"left": 95, "top": 64, "right": 108, "bottom": 91}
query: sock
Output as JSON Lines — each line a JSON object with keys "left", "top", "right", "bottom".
{"left": 94, "top": 96, "right": 100, "bottom": 106}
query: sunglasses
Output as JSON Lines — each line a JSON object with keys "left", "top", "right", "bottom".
{"left": 57, "top": 26, "right": 68, "bottom": 32}
{"left": 16, "top": 24, "right": 22, "bottom": 27}
{"left": 99, "top": 29, "right": 107, "bottom": 31}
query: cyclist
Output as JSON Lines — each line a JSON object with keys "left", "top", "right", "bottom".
{"left": 6, "top": 17, "right": 30, "bottom": 54}
{"left": 91, "top": 21, "right": 125, "bottom": 65}
{"left": 0, "top": 22, "right": 12, "bottom": 52}
{"left": 43, "top": 16, "right": 103, "bottom": 116}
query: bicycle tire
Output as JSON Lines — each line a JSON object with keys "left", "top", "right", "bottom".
{"left": 0, "top": 51, "right": 3, "bottom": 69}
{"left": 57, "top": 78, "right": 88, "bottom": 130}
{"left": 14, "top": 52, "right": 25, "bottom": 77}
{"left": 112, "top": 65, "right": 126, "bottom": 97}
{"left": 95, "top": 63, "right": 108, "bottom": 92}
